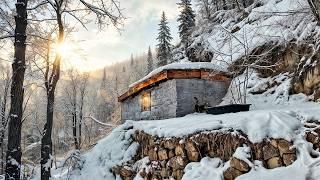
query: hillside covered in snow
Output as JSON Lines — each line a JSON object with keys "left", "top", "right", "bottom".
{"left": 174, "top": 0, "right": 320, "bottom": 102}
{"left": 51, "top": 90, "right": 320, "bottom": 180}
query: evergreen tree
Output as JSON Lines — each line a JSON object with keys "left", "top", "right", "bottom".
{"left": 97, "top": 68, "right": 110, "bottom": 122}
{"left": 130, "top": 53, "right": 134, "bottom": 67}
{"left": 147, "top": 46, "right": 153, "bottom": 74}
{"left": 156, "top": 12, "right": 173, "bottom": 67}
{"left": 101, "top": 68, "right": 107, "bottom": 89}
{"left": 177, "top": 0, "right": 196, "bottom": 45}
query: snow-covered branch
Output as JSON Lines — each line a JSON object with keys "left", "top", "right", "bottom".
{"left": 83, "top": 116, "right": 115, "bottom": 127}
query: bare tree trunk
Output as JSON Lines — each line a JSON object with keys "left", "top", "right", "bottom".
{"left": 72, "top": 94, "right": 79, "bottom": 150}
{"left": 78, "top": 95, "right": 84, "bottom": 149}
{"left": 215, "top": 0, "right": 219, "bottom": 11}
{"left": 1, "top": 146, "right": 4, "bottom": 174}
{"left": 0, "top": 71, "right": 10, "bottom": 175}
{"left": 78, "top": 74, "right": 88, "bottom": 149}
{"left": 78, "top": 112, "right": 82, "bottom": 149}
{"left": 242, "top": 0, "right": 247, "bottom": 8}
{"left": 0, "top": 70, "right": 10, "bottom": 148}
{"left": 222, "top": 0, "right": 228, "bottom": 10}
{"left": 70, "top": 70, "right": 79, "bottom": 150}
{"left": 308, "top": 0, "right": 320, "bottom": 25}
{"left": 5, "top": 1, "right": 28, "bottom": 179}
{"left": 233, "top": 0, "right": 242, "bottom": 11}
{"left": 41, "top": 91, "right": 55, "bottom": 180}
{"left": 41, "top": 10, "right": 63, "bottom": 180}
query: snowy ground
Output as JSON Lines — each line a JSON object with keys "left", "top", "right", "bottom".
{"left": 49, "top": 72, "right": 320, "bottom": 179}
{"left": 50, "top": 107, "right": 320, "bottom": 179}
{"left": 34, "top": 0, "right": 320, "bottom": 178}
{"left": 46, "top": 64, "right": 320, "bottom": 179}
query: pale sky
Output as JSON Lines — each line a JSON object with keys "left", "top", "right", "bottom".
{"left": 64, "top": 0, "right": 185, "bottom": 72}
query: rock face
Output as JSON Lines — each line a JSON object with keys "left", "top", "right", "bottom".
{"left": 185, "top": 43, "right": 213, "bottom": 63}
{"left": 113, "top": 130, "right": 298, "bottom": 180}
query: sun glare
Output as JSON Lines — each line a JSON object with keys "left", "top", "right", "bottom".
{"left": 56, "top": 42, "right": 70, "bottom": 57}
{"left": 54, "top": 41, "right": 102, "bottom": 73}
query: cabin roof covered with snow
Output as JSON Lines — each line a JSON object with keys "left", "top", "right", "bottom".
{"left": 118, "top": 62, "right": 231, "bottom": 102}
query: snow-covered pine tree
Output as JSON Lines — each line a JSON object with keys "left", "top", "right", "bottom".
{"left": 147, "top": 46, "right": 153, "bottom": 74}
{"left": 156, "top": 12, "right": 172, "bottom": 68}
{"left": 177, "top": 0, "right": 196, "bottom": 45}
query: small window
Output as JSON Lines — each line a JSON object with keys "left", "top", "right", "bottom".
{"left": 141, "top": 91, "right": 151, "bottom": 111}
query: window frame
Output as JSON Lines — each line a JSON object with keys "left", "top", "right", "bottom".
{"left": 141, "top": 91, "right": 151, "bottom": 112}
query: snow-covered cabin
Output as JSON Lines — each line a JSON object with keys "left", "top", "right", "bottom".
{"left": 118, "top": 62, "right": 231, "bottom": 121}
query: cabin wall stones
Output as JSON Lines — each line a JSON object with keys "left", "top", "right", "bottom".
{"left": 121, "top": 78, "right": 230, "bottom": 121}
{"left": 121, "top": 79, "right": 177, "bottom": 121}
{"left": 175, "top": 79, "right": 230, "bottom": 117}
{"left": 150, "top": 80, "right": 177, "bottom": 120}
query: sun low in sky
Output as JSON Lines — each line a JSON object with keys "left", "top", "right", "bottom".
{"left": 60, "top": 0, "right": 183, "bottom": 72}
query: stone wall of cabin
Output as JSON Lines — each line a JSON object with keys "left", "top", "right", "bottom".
{"left": 176, "top": 79, "right": 231, "bottom": 116}
{"left": 121, "top": 80, "right": 177, "bottom": 121}
{"left": 149, "top": 80, "right": 177, "bottom": 120}
{"left": 121, "top": 78, "right": 230, "bottom": 121}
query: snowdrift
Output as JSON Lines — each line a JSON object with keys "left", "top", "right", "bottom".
{"left": 52, "top": 103, "right": 320, "bottom": 179}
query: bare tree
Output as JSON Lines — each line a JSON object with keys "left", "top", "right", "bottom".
{"left": 308, "top": 0, "right": 320, "bottom": 25}
{"left": 4, "top": 0, "right": 28, "bottom": 179}
{"left": 196, "top": 0, "right": 214, "bottom": 20}
{"left": 63, "top": 69, "right": 89, "bottom": 150}
{"left": 26, "top": 1, "right": 124, "bottom": 179}
{"left": 0, "top": 66, "right": 10, "bottom": 174}
{"left": 65, "top": 69, "right": 80, "bottom": 150}
{"left": 78, "top": 73, "right": 89, "bottom": 149}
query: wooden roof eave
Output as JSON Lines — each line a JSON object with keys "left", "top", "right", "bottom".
{"left": 118, "top": 71, "right": 169, "bottom": 102}
{"left": 118, "top": 69, "right": 231, "bottom": 102}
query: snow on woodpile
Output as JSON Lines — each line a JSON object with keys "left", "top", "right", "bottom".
{"left": 132, "top": 110, "right": 300, "bottom": 143}
{"left": 51, "top": 102, "right": 320, "bottom": 179}
{"left": 130, "top": 62, "right": 227, "bottom": 87}
{"left": 182, "top": 0, "right": 320, "bottom": 69}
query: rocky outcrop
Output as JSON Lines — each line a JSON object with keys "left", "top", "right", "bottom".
{"left": 292, "top": 46, "right": 320, "bottom": 97}
{"left": 113, "top": 130, "right": 297, "bottom": 180}
{"left": 305, "top": 121, "right": 320, "bottom": 154}
{"left": 185, "top": 44, "right": 214, "bottom": 63}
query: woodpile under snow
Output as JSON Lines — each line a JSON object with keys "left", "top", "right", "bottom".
{"left": 113, "top": 130, "right": 298, "bottom": 180}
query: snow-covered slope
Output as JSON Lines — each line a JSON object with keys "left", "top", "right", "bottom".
{"left": 174, "top": 0, "right": 320, "bottom": 69}
{"left": 47, "top": 64, "right": 320, "bottom": 179}
{"left": 53, "top": 110, "right": 320, "bottom": 180}
{"left": 50, "top": 88, "right": 320, "bottom": 180}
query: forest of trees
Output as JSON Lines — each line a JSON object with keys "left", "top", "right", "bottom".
{"left": 1, "top": 0, "right": 319, "bottom": 179}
